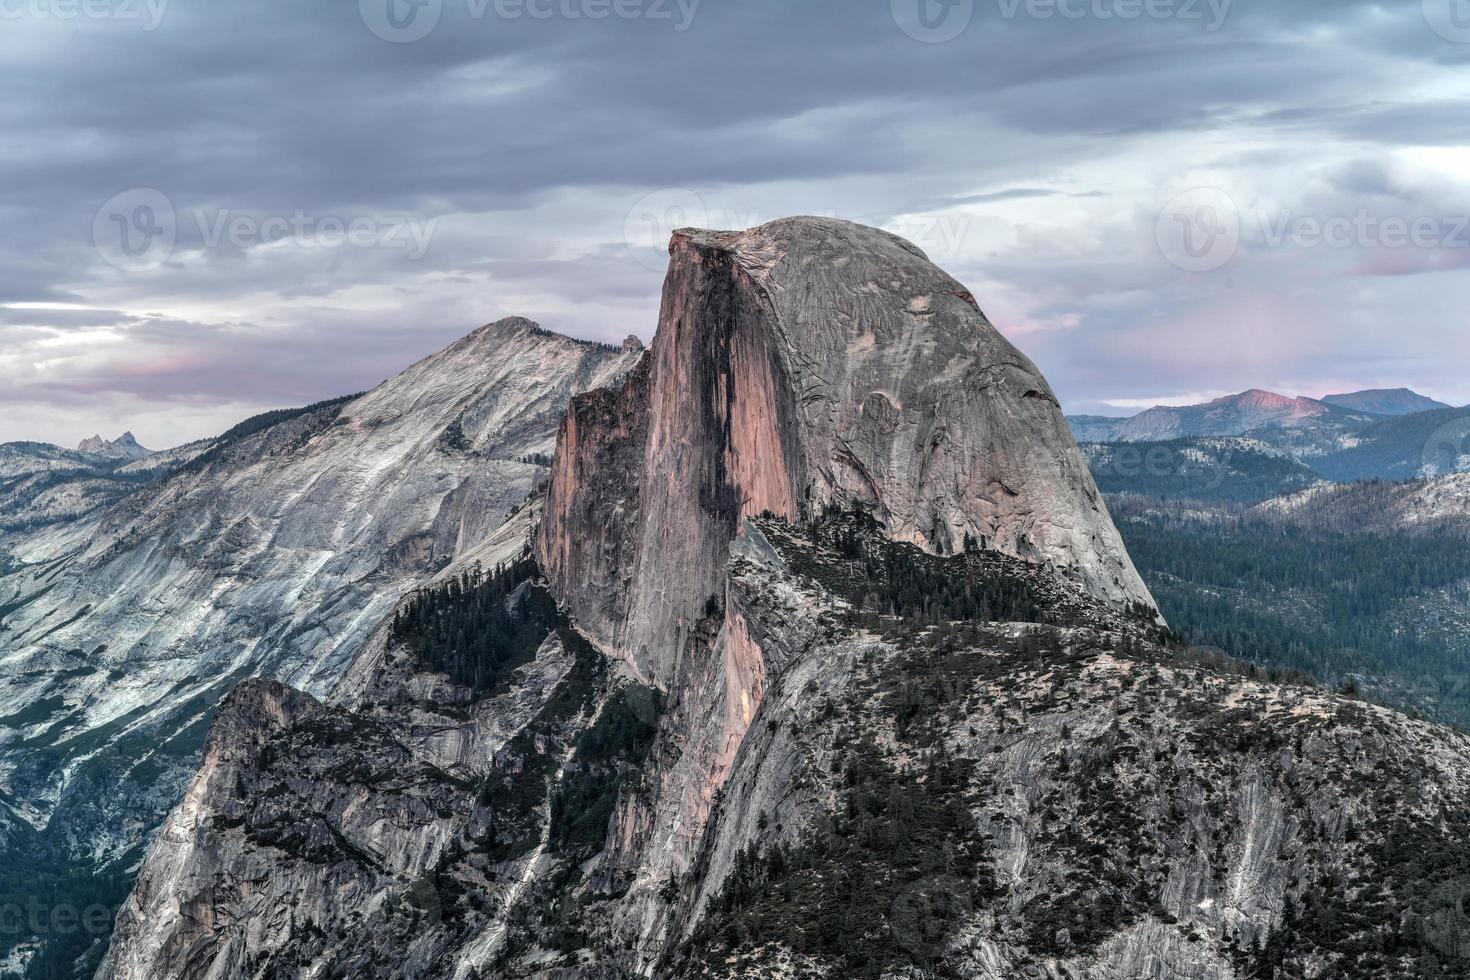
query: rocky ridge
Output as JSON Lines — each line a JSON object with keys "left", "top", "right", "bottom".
{"left": 1067, "top": 391, "right": 1359, "bottom": 444}
{"left": 100, "top": 508, "right": 1470, "bottom": 980}
{"left": 74, "top": 433, "right": 152, "bottom": 462}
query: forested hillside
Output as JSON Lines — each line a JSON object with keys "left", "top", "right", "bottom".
{"left": 1111, "top": 488, "right": 1470, "bottom": 727}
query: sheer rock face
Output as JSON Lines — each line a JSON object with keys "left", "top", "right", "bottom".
{"left": 539, "top": 217, "right": 1153, "bottom": 685}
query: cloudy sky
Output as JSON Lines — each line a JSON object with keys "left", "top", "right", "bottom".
{"left": 3, "top": 0, "right": 1469, "bottom": 447}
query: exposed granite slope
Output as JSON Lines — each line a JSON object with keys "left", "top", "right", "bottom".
{"left": 0, "top": 319, "right": 641, "bottom": 976}
{"left": 98, "top": 514, "right": 1470, "bottom": 980}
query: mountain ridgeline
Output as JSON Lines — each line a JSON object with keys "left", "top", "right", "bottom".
{"left": 27, "top": 217, "right": 1466, "bottom": 980}
{"left": 1069, "top": 389, "right": 1469, "bottom": 501}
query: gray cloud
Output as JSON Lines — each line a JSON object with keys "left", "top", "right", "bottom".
{"left": 2, "top": 0, "right": 1468, "bottom": 444}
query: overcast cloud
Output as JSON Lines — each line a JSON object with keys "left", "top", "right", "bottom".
{"left": 2, "top": 0, "right": 1468, "bottom": 447}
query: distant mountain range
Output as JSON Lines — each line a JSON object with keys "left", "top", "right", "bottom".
{"left": 1070, "top": 388, "right": 1468, "bottom": 497}
{"left": 0, "top": 434, "right": 186, "bottom": 536}
{"left": 1068, "top": 387, "right": 1453, "bottom": 444}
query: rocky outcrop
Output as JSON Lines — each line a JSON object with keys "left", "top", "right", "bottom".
{"left": 98, "top": 636, "right": 584, "bottom": 980}
{"left": 76, "top": 432, "right": 152, "bottom": 462}
{"left": 540, "top": 217, "right": 1153, "bottom": 686}
{"left": 96, "top": 538, "right": 624, "bottom": 980}
{"left": 654, "top": 517, "right": 1470, "bottom": 980}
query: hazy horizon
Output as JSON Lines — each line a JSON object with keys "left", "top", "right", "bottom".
{"left": 36, "top": 342, "right": 1465, "bottom": 453}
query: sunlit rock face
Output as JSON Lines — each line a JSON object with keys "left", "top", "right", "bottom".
{"left": 539, "top": 217, "right": 1154, "bottom": 685}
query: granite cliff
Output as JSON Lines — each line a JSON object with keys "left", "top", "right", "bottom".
{"left": 539, "top": 218, "right": 1154, "bottom": 686}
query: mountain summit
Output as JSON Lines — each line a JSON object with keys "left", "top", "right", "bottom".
{"left": 541, "top": 217, "right": 1153, "bottom": 683}
{"left": 1321, "top": 387, "right": 1452, "bottom": 416}
{"left": 0, "top": 318, "right": 642, "bottom": 976}
{"left": 1068, "top": 389, "right": 1348, "bottom": 442}
{"left": 76, "top": 430, "right": 151, "bottom": 460}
